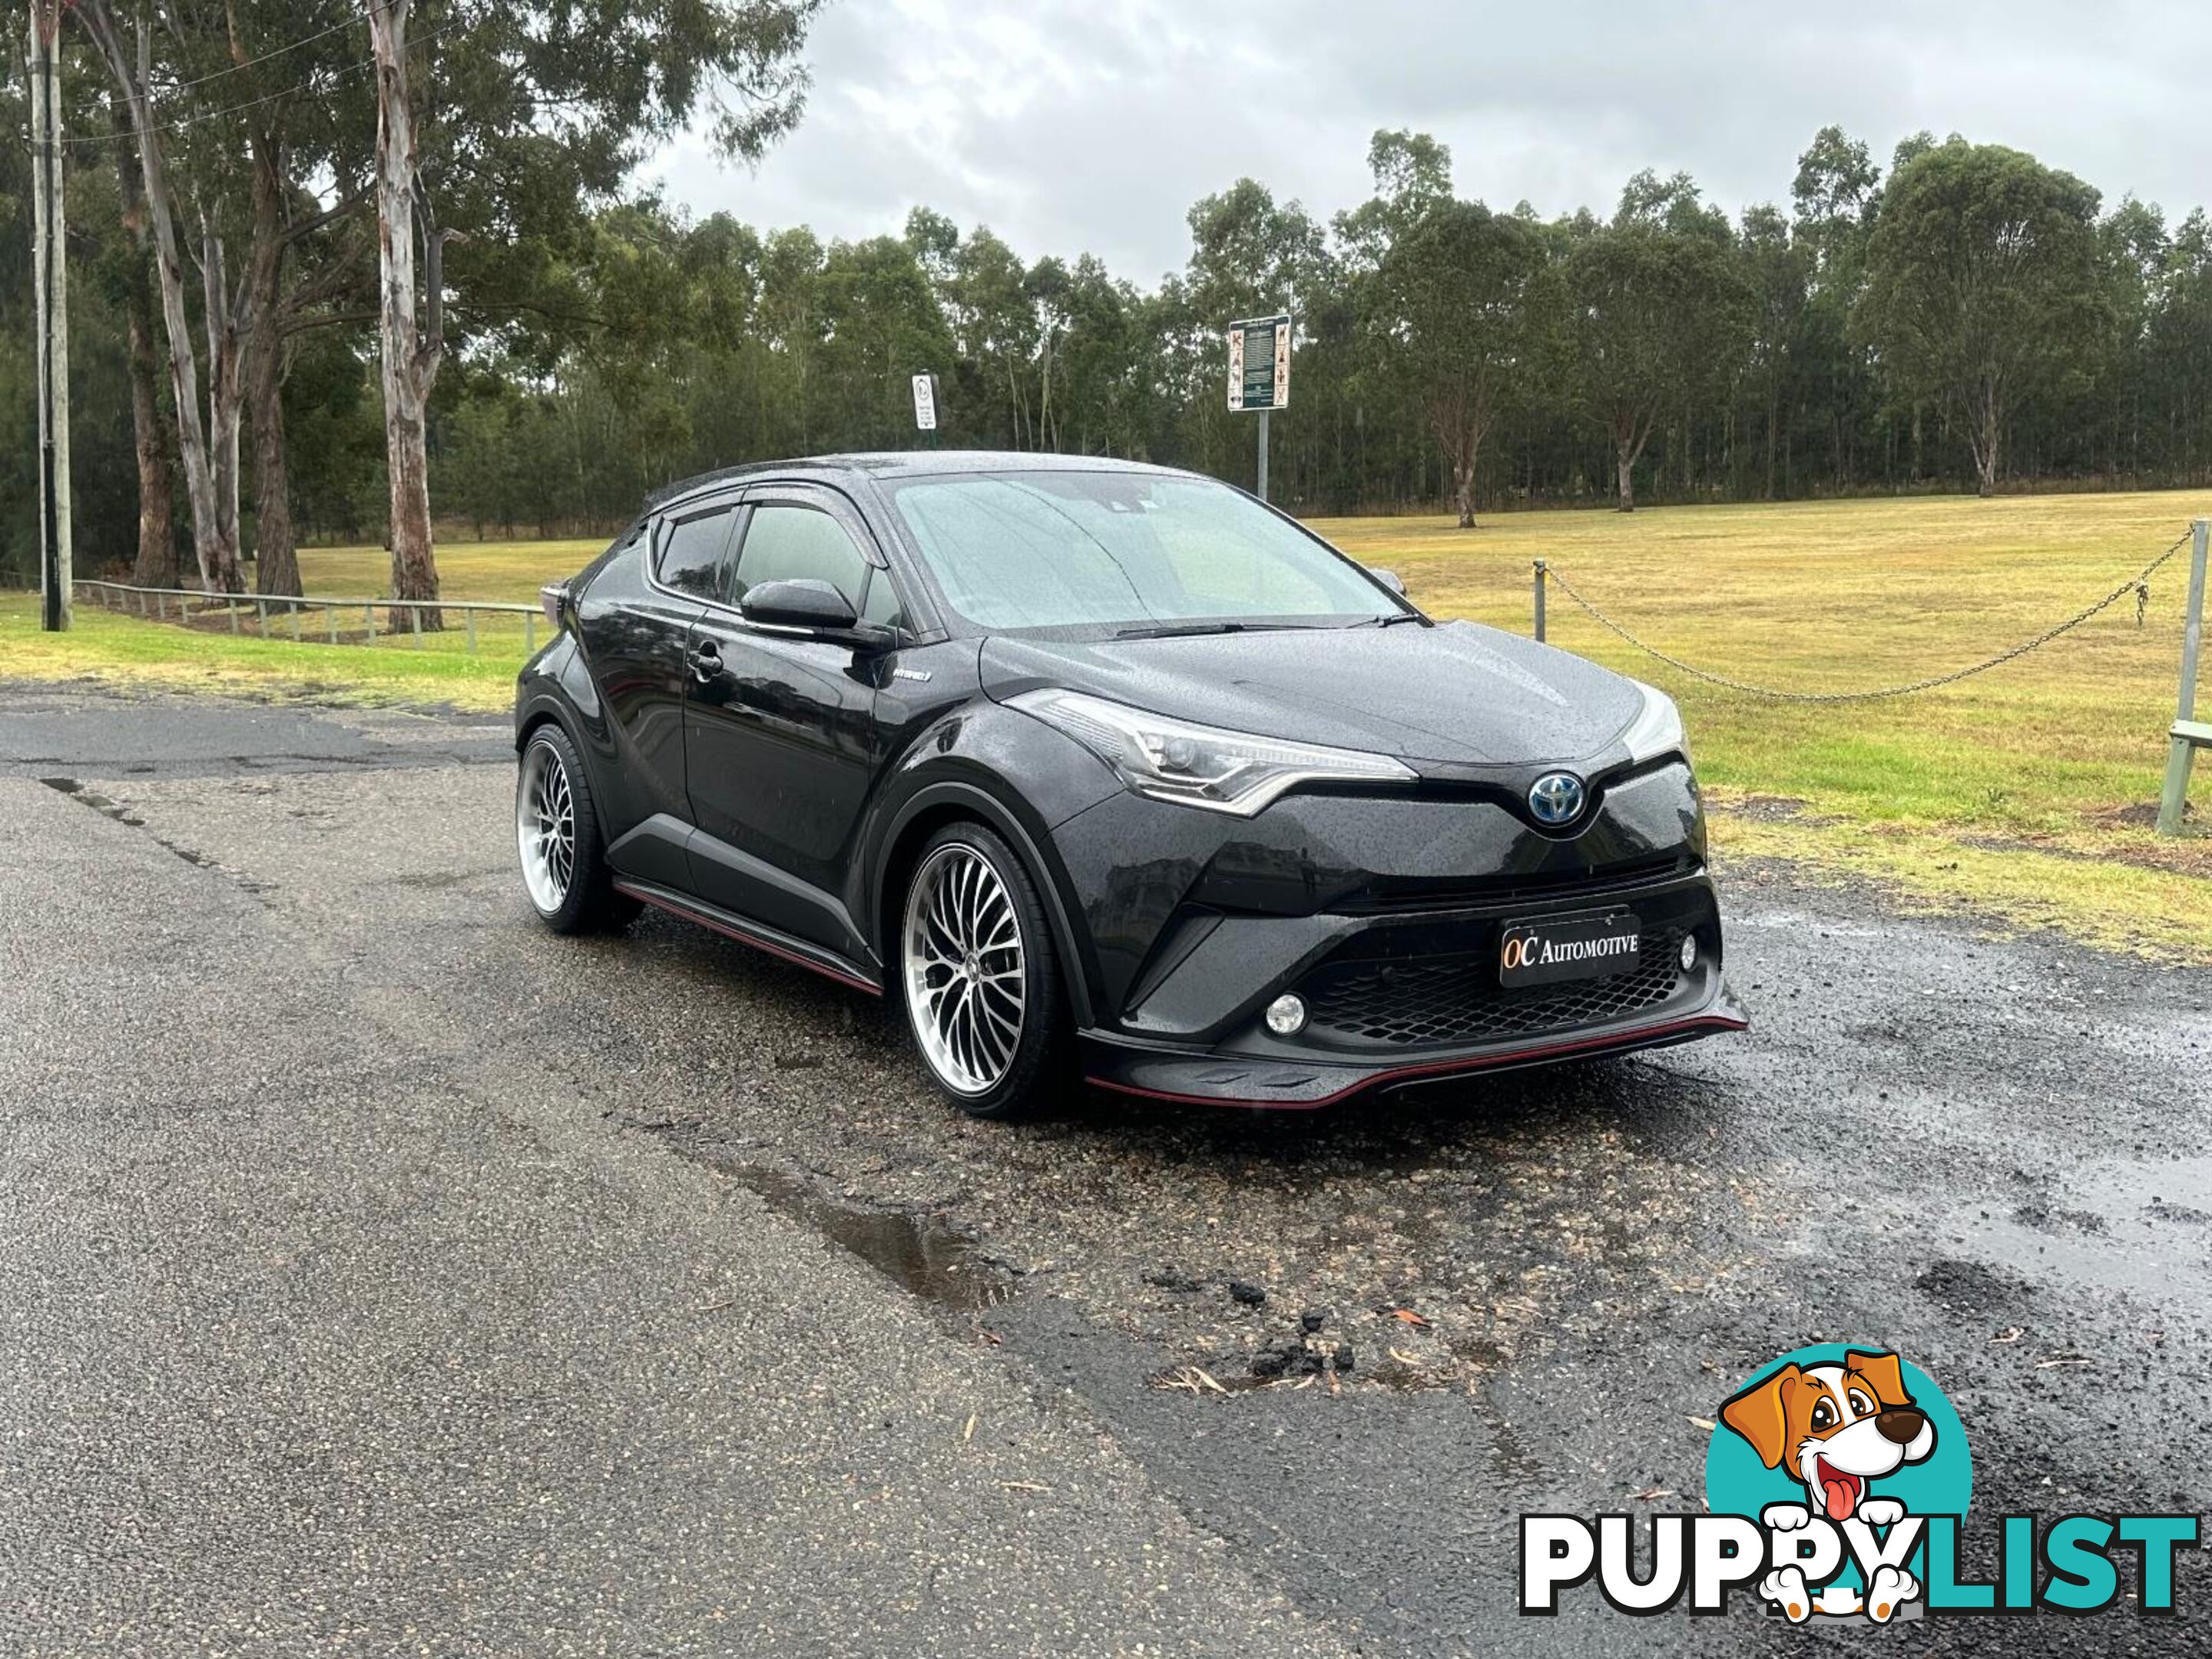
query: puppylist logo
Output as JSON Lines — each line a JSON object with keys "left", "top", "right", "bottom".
{"left": 1522, "top": 1344, "right": 2200, "bottom": 1624}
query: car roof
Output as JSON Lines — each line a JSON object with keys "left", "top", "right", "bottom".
{"left": 645, "top": 450, "right": 1192, "bottom": 512}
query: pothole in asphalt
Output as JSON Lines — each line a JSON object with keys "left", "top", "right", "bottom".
{"left": 707, "top": 1155, "right": 1012, "bottom": 1315}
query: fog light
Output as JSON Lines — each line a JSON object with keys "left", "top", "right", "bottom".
{"left": 1679, "top": 932, "right": 1700, "bottom": 973}
{"left": 1264, "top": 993, "right": 1307, "bottom": 1036}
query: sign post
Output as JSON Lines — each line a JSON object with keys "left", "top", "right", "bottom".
{"left": 1226, "top": 314, "right": 1290, "bottom": 502}
{"left": 2156, "top": 517, "right": 2210, "bottom": 835}
{"left": 911, "top": 373, "right": 940, "bottom": 446}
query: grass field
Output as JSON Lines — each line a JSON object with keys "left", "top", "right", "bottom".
{"left": 5, "top": 489, "right": 2209, "bottom": 957}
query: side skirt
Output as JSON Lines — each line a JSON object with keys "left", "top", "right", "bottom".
{"left": 614, "top": 879, "right": 884, "bottom": 997}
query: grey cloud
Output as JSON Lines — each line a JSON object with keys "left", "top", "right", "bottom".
{"left": 639, "top": 0, "right": 2212, "bottom": 277}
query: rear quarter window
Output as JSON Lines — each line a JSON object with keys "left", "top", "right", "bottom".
{"left": 571, "top": 520, "right": 646, "bottom": 598}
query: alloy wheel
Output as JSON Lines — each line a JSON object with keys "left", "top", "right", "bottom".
{"left": 902, "top": 842, "right": 1027, "bottom": 1096}
{"left": 517, "top": 738, "right": 576, "bottom": 914}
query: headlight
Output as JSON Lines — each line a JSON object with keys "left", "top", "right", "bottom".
{"left": 1008, "top": 688, "right": 1416, "bottom": 816}
{"left": 1618, "top": 680, "right": 1689, "bottom": 767}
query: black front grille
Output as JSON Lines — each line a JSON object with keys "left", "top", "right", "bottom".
{"left": 1300, "top": 926, "right": 1687, "bottom": 1050}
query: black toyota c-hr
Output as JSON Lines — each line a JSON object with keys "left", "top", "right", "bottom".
{"left": 513, "top": 452, "right": 1746, "bottom": 1117}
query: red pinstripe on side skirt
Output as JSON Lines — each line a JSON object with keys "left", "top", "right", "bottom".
{"left": 614, "top": 882, "right": 883, "bottom": 996}
{"left": 1084, "top": 1011, "right": 1748, "bottom": 1111}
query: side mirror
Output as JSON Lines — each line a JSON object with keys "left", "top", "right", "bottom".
{"left": 741, "top": 578, "right": 894, "bottom": 653}
{"left": 1369, "top": 568, "right": 1407, "bottom": 596}
{"left": 743, "top": 578, "right": 857, "bottom": 630}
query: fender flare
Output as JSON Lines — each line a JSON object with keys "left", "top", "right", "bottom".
{"left": 873, "top": 779, "right": 1098, "bottom": 1028}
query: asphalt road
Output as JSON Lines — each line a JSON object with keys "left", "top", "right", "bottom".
{"left": 0, "top": 682, "right": 2206, "bottom": 1656}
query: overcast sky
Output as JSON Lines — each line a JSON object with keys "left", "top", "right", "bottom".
{"left": 637, "top": 0, "right": 2212, "bottom": 283}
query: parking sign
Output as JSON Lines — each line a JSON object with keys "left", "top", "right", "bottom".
{"left": 1227, "top": 316, "right": 1290, "bottom": 412}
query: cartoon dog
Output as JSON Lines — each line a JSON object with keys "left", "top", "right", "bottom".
{"left": 1720, "top": 1349, "right": 1936, "bottom": 1624}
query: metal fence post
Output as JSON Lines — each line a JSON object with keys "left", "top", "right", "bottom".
{"left": 327, "top": 604, "right": 338, "bottom": 645}
{"left": 410, "top": 604, "right": 422, "bottom": 648}
{"left": 365, "top": 604, "right": 376, "bottom": 644}
{"left": 465, "top": 608, "right": 478, "bottom": 657}
{"left": 256, "top": 598, "right": 268, "bottom": 637}
{"left": 1533, "top": 559, "right": 1548, "bottom": 643}
{"left": 289, "top": 603, "right": 300, "bottom": 643}
{"left": 2156, "top": 517, "right": 2210, "bottom": 835}
{"left": 227, "top": 601, "right": 238, "bottom": 634}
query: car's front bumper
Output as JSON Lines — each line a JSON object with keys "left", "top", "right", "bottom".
{"left": 1072, "top": 863, "right": 1748, "bottom": 1109}
{"left": 1081, "top": 977, "right": 1747, "bottom": 1108}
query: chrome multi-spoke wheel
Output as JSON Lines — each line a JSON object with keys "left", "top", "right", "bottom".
{"left": 902, "top": 840, "right": 1027, "bottom": 1097}
{"left": 517, "top": 737, "right": 576, "bottom": 915}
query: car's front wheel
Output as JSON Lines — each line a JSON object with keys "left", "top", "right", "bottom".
{"left": 898, "top": 823, "right": 1070, "bottom": 1118}
{"left": 516, "top": 723, "right": 638, "bottom": 935}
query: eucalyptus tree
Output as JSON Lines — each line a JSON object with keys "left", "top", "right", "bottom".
{"left": 944, "top": 227, "right": 1042, "bottom": 449}
{"left": 72, "top": 0, "right": 371, "bottom": 597}
{"left": 1790, "top": 127, "right": 1883, "bottom": 488}
{"left": 2145, "top": 210, "right": 2212, "bottom": 478}
{"left": 1860, "top": 139, "right": 2107, "bottom": 495}
{"left": 1177, "top": 179, "right": 1330, "bottom": 487}
{"left": 75, "top": 0, "right": 244, "bottom": 591}
{"left": 366, "top": 0, "right": 823, "bottom": 623}
{"left": 2090, "top": 197, "right": 2167, "bottom": 478}
{"left": 1053, "top": 253, "right": 1157, "bottom": 458}
{"left": 1738, "top": 204, "right": 1810, "bottom": 499}
{"left": 814, "top": 234, "right": 955, "bottom": 450}
{"left": 1566, "top": 175, "right": 1752, "bottom": 511}
{"left": 1376, "top": 199, "right": 1542, "bottom": 527}
{"left": 91, "top": 102, "right": 177, "bottom": 588}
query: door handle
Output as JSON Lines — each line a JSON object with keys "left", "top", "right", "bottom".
{"left": 686, "top": 641, "right": 723, "bottom": 684}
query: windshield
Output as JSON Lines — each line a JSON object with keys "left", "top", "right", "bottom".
{"left": 881, "top": 469, "right": 1406, "bottom": 634}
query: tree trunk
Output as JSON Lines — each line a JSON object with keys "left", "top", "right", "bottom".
{"left": 201, "top": 218, "right": 246, "bottom": 585}
{"left": 1764, "top": 383, "right": 1779, "bottom": 502}
{"left": 247, "top": 328, "right": 300, "bottom": 596}
{"left": 1615, "top": 443, "right": 1637, "bottom": 512}
{"left": 1974, "top": 381, "right": 2001, "bottom": 498}
{"left": 80, "top": 5, "right": 242, "bottom": 592}
{"left": 245, "top": 140, "right": 300, "bottom": 597}
{"left": 369, "top": 0, "right": 445, "bottom": 629}
{"left": 114, "top": 106, "right": 177, "bottom": 589}
{"left": 125, "top": 290, "right": 178, "bottom": 588}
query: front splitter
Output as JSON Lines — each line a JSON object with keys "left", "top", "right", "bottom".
{"left": 1081, "top": 982, "right": 1750, "bottom": 1110}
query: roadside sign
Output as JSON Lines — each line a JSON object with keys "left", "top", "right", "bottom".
{"left": 912, "top": 373, "right": 939, "bottom": 432}
{"left": 1227, "top": 315, "right": 1290, "bottom": 412}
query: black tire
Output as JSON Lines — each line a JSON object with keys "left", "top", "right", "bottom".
{"left": 896, "top": 822, "right": 1072, "bottom": 1120}
{"left": 515, "top": 722, "right": 641, "bottom": 935}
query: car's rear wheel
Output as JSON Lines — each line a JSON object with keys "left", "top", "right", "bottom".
{"left": 516, "top": 724, "right": 638, "bottom": 935}
{"left": 899, "top": 823, "right": 1069, "bottom": 1118}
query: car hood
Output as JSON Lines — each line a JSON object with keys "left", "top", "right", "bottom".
{"left": 979, "top": 621, "right": 1644, "bottom": 769}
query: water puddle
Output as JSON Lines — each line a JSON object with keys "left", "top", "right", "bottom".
{"left": 708, "top": 1156, "right": 1012, "bottom": 1314}
{"left": 1929, "top": 1154, "right": 2212, "bottom": 1303}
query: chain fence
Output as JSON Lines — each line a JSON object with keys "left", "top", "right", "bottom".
{"left": 1537, "top": 528, "right": 2199, "bottom": 704}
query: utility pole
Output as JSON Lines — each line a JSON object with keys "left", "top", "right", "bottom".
{"left": 28, "top": 0, "right": 71, "bottom": 631}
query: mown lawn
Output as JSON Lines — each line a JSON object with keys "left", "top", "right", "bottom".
{"left": 8, "top": 494, "right": 2210, "bottom": 956}
{"left": 1314, "top": 491, "right": 2212, "bottom": 955}
{"left": 0, "top": 588, "right": 528, "bottom": 711}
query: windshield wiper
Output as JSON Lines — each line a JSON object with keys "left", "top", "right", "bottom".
{"left": 1115, "top": 621, "right": 1271, "bottom": 641}
{"left": 1356, "top": 611, "right": 1425, "bottom": 628}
